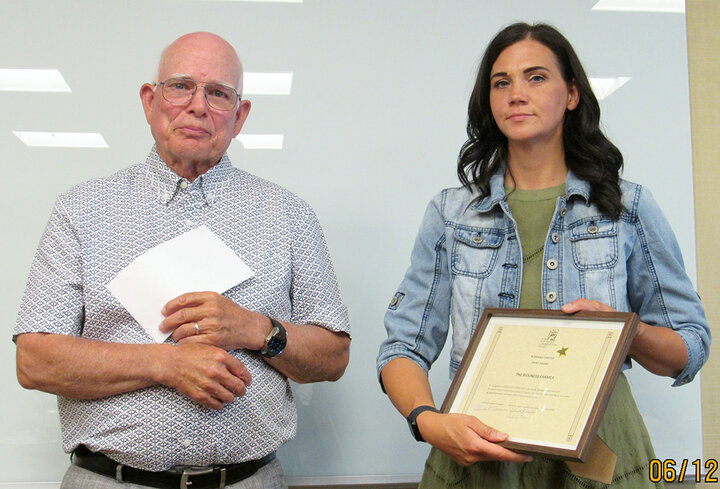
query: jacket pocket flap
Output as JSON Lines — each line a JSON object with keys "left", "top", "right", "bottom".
{"left": 454, "top": 228, "right": 504, "bottom": 248}
{"left": 569, "top": 219, "right": 617, "bottom": 241}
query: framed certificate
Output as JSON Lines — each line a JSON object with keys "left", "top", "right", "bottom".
{"left": 441, "top": 308, "right": 638, "bottom": 462}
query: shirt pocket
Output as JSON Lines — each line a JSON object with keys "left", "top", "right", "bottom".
{"left": 450, "top": 227, "right": 503, "bottom": 278}
{"left": 569, "top": 218, "right": 618, "bottom": 270}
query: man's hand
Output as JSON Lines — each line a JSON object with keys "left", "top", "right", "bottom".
{"left": 162, "top": 343, "right": 252, "bottom": 410}
{"left": 16, "top": 333, "right": 251, "bottom": 409}
{"left": 418, "top": 411, "right": 533, "bottom": 466}
{"left": 160, "top": 292, "right": 269, "bottom": 351}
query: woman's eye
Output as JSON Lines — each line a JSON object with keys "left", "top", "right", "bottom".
{"left": 529, "top": 74, "right": 546, "bottom": 83}
{"left": 493, "top": 79, "right": 509, "bottom": 88}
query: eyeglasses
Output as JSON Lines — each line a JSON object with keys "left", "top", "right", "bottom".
{"left": 155, "top": 78, "right": 241, "bottom": 111}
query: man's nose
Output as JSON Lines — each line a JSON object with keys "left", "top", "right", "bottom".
{"left": 186, "top": 86, "right": 209, "bottom": 113}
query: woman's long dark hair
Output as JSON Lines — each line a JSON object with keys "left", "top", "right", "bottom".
{"left": 458, "top": 22, "right": 624, "bottom": 219}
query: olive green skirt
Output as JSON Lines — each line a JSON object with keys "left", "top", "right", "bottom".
{"left": 420, "top": 374, "right": 663, "bottom": 489}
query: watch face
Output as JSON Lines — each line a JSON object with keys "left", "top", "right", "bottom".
{"left": 267, "top": 336, "right": 285, "bottom": 355}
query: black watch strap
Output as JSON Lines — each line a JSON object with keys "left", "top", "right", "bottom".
{"left": 407, "top": 405, "right": 439, "bottom": 442}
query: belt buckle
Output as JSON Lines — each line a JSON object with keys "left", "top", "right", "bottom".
{"left": 180, "top": 467, "right": 226, "bottom": 489}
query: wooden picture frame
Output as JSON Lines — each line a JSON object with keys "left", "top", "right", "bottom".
{"left": 441, "top": 308, "right": 638, "bottom": 461}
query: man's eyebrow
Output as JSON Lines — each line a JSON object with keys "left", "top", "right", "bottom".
{"left": 165, "top": 73, "right": 235, "bottom": 88}
{"left": 490, "top": 66, "right": 550, "bottom": 79}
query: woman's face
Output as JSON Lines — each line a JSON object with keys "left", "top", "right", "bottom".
{"left": 489, "top": 39, "right": 578, "bottom": 149}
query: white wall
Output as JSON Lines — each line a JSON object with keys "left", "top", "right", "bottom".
{"left": 0, "top": 0, "right": 700, "bottom": 483}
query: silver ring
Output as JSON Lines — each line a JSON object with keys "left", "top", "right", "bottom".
{"left": 194, "top": 322, "right": 200, "bottom": 335}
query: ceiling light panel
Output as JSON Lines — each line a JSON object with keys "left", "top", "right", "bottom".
{"left": 193, "top": 0, "right": 301, "bottom": 3}
{"left": 589, "top": 77, "right": 631, "bottom": 100}
{"left": 14, "top": 131, "right": 108, "bottom": 148}
{"left": 592, "top": 0, "right": 684, "bottom": 13}
{"left": 243, "top": 72, "right": 293, "bottom": 95}
{"left": 236, "top": 134, "right": 284, "bottom": 149}
{"left": 0, "top": 69, "right": 71, "bottom": 92}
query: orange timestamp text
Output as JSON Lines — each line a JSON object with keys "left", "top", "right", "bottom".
{"left": 649, "top": 458, "right": 718, "bottom": 483}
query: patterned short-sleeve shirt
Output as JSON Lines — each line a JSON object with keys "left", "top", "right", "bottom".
{"left": 14, "top": 147, "right": 350, "bottom": 471}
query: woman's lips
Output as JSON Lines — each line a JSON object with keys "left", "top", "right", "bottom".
{"left": 507, "top": 113, "right": 533, "bottom": 121}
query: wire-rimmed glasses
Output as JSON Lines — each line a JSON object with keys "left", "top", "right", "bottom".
{"left": 155, "top": 78, "right": 241, "bottom": 111}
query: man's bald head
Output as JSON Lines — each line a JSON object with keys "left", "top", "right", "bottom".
{"left": 156, "top": 32, "right": 244, "bottom": 95}
{"left": 140, "top": 32, "right": 251, "bottom": 179}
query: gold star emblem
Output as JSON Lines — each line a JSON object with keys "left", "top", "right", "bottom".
{"left": 557, "top": 346, "right": 568, "bottom": 357}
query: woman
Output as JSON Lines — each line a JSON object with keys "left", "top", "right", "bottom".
{"left": 376, "top": 22, "right": 711, "bottom": 489}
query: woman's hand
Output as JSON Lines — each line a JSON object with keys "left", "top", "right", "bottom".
{"left": 561, "top": 298, "right": 686, "bottom": 377}
{"left": 561, "top": 298, "right": 615, "bottom": 314}
{"left": 417, "top": 411, "right": 533, "bottom": 466}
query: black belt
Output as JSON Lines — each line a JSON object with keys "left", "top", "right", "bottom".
{"left": 71, "top": 445, "right": 275, "bottom": 489}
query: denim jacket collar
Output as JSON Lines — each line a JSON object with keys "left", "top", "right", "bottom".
{"left": 471, "top": 168, "right": 591, "bottom": 213}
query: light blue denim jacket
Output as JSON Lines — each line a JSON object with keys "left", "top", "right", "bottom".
{"left": 377, "top": 171, "right": 711, "bottom": 387}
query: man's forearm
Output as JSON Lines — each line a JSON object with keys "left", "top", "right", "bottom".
{"left": 16, "top": 333, "right": 166, "bottom": 399}
{"left": 16, "top": 332, "right": 252, "bottom": 410}
{"left": 265, "top": 321, "right": 350, "bottom": 384}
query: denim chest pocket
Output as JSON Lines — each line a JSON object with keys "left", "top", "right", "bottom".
{"left": 569, "top": 218, "right": 618, "bottom": 270}
{"left": 451, "top": 227, "right": 504, "bottom": 278}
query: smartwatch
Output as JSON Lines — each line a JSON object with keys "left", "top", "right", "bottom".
{"left": 406, "top": 405, "right": 439, "bottom": 442}
{"left": 260, "top": 317, "right": 287, "bottom": 358}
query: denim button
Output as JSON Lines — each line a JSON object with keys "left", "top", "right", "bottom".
{"left": 559, "top": 208, "right": 567, "bottom": 217}
{"left": 546, "top": 259, "right": 558, "bottom": 270}
{"left": 472, "top": 235, "right": 483, "bottom": 244}
{"left": 389, "top": 296, "right": 398, "bottom": 307}
{"left": 551, "top": 232, "right": 560, "bottom": 244}
{"left": 588, "top": 225, "right": 599, "bottom": 234}
{"left": 545, "top": 291, "right": 557, "bottom": 303}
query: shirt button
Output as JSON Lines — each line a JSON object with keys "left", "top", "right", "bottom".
{"left": 588, "top": 225, "right": 599, "bottom": 234}
{"left": 551, "top": 232, "right": 560, "bottom": 244}
{"left": 179, "top": 180, "right": 189, "bottom": 189}
{"left": 182, "top": 439, "right": 191, "bottom": 447}
{"left": 559, "top": 208, "right": 567, "bottom": 217}
{"left": 546, "top": 259, "right": 558, "bottom": 270}
{"left": 472, "top": 235, "right": 483, "bottom": 244}
{"left": 546, "top": 291, "right": 557, "bottom": 303}
{"left": 185, "top": 219, "right": 194, "bottom": 227}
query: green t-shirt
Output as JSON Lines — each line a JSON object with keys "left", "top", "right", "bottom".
{"left": 505, "top": 183, "right": 565, "bottom": 309}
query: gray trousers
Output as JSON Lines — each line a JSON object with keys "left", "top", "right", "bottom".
{"left": 61, "top": 458, "right": 288, "bottom": 489}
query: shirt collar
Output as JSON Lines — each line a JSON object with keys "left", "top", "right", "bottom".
{"left": 472, "top": 167, "right": 591, "bottom": 212}
{"left": 143, "top": 146, "right": 234, "bottom": 206}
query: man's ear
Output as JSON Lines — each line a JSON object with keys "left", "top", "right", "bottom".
{"left": 233, "top": 99, "right": 252, "bottom": 137}
{"left": 140, "top": 83, "right": 156, "bottom": 124}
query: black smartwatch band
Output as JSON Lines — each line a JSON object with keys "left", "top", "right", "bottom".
{"left": 407, "top": 405, "right": 439, "bottom": 442}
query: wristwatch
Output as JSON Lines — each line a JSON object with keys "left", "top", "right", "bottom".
{"left": 260, "top": 316, "right": 287, "bottom": 358}
{"left": 407, "top": 405, "right": 439, "bottom": 442}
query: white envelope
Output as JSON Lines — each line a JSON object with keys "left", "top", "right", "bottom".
{"left": 106, "top": 225, "right": 254, "bottom": 342}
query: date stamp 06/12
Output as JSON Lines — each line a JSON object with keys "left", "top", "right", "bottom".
{"left": 649, "top": 459, "right": 718, "bottom": 483}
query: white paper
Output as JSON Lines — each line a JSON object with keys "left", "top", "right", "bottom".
{"left": 106, "top": 225, "right": 254, "bottom": 342}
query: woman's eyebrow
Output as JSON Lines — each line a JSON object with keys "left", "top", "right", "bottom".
{"left": 491, "top": 65, "right": 550, "bottom": 79}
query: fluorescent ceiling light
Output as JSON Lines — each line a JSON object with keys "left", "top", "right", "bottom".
{"left": 592, "top": 0, "right": 684, "bottom": 13}
{"left": 0, "top": 69, "right": 71, "bottom": 92}
{"left": 589, "top": 77, "right": 631, "bottom": 100}
{"left": 14, "top": 131, "right": 108, "bottom": 148}
{"left": 244, "top": 72, "right": 293, "bottom": 95}
{"left": 236, "top": 134, "right": 284, "bottom": 149}
{"left": 192, "top": 0, "right": 301, "bottom": 3}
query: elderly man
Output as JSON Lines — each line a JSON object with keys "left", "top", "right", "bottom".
{"left": 14, "top": 32, "right": 350, "bottom": 489}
